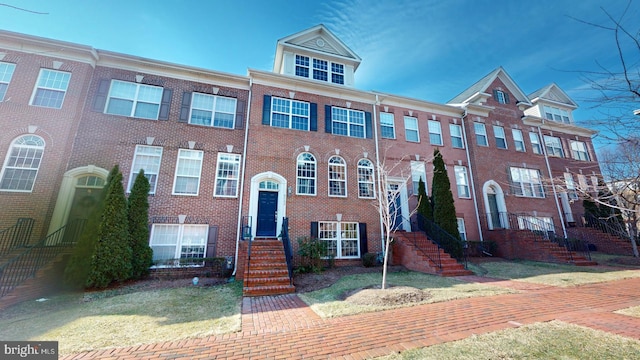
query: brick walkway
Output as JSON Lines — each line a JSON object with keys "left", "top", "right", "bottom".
{"left": 61, "top": 276, "right": 640, "bottom": 360}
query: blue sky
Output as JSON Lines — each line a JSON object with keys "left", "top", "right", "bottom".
{"left": 1, "top": 0, "right": 637, "bottom": 150}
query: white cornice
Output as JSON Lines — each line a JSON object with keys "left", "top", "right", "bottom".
{"left": 522, "top": 115, "right": 596, "bottom": 137}
{"left": 531, "top": 97, "right": 578, "bottom": 110}
{"left": 0, "top": 30, "right": 98, "bottom": 67}
{"left": 372, "top": 91, "right": 463, "bottom": 117}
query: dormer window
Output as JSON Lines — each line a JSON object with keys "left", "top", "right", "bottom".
{"left": 493, "top": 90, "right": 509, "bottom": 104}
{"left": 295, "top": 55, "right": 309, "bottom": 77}
{"left": 543, "top": 106, "right": 570, "bottom": 124}
{"left": 295, "top": 54, "right": 345, "bottom": 85}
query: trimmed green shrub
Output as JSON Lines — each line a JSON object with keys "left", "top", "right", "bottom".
{"left": 128, "top": 169, "right": 153, "bottom": 279}
{"left": 362, "top": 252, "right": 377, "bottom": 267}
{"left": 296, "top": 236, "right": 328, "bottom": 274}
{"left": 431, "top": 149, "right": 463, "bottom": 258}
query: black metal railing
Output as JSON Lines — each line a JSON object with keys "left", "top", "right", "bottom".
{"left": 580, "top": 212, "right": 632, "bottom": 241}
{"left": 241, "top": 215, "right": 252, "bottom": 289}
{"left": 281, "top": 217, "right": 294, "bottom": 286}
{"left": 0, "top": 219, "right": 85, "bottom": 298}
{"left": 0, "top": 218, "right": 35, "bottom": 254}
{"left": 415, "top": 214, "right": 468, "bottom": 269}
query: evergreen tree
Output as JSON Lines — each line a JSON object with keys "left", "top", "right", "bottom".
{"left": 582, "top": 198, "right": 599, "bottom": 227}
{"left": 416, "top": 177, "right": 433, "bottom": 225}
{"left": 128, "top": 169, "right": 153, "bottom": 279}
{"left": 431, "top": 149, "right": 463, "bottom": 258}
{"left": 597, "top": 178, "right": 625, "bottom": 228}
{"left": 87, "top": 166, "right": 132, "bottom": 288}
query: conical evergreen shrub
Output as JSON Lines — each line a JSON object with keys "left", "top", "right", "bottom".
{"left": 128, "top": 169, "right": 153, "bottom": 279}
{"left": 431, "top": 149, "right": 462, "bottom": 258}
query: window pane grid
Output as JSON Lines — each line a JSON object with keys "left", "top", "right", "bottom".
{"left": 529, "top": 132, "right": 542, "bottom": 154}
{"left": 404, "top": 116, "right": 419, "bottom": 142}
{"left": 428, "top": 120, "right": 442, "bottom": 145}
{"left": 106, "top": 80, "right": 163, "bottom": 119}
{"left": 570, "top": 141, "right": 589, "bottom": 161}
{"left": 328, "top": 156, "right": 346, "bottom": 196}
{"left": 129, "top": 145, "right": 162, "bottom": 193}
{"left": 357, "top": 159, "right": 375, "bottom": 198}
{"left": 319, "top": 221, "right": 359, "bottom": 259}
{"left": 450, "top": 124, "right": 464, "bottom": 148}
{"left": 0, "top": 62, "right": 16, "bottom": 101}
{"left": 544, "top": 136, "right": 564, "bottom": 157}
{"left": 214, "top": 153, "right": 241, "bottom": 197}
{"left": 380, "top": 113, "right": 395, "bottom": 139}
{"left": 332, "top": 107, "right": 364, "bottom": 138}
{"left": 510, "top": 167, "right": 544, "bottom": 198}
{"left": 150, "top": 224, "right": 208, "bottom": 266}
{"left": 297, "top": 153, "right": 316, "bottom": 195}
{"left": 494, "top": 126, "right": 507, "bottom": 149}
{"left": 173, "top": 150, "right": 203, "bottom": 195}
{"left": 454, "top": 166, "right": 470, "bottom": 198}
{"left": 271, "top": 97, "right": 309, "bottom": 130}
{"left": 474, "top": 123, "right": 487, "bottom": 146}
{"left": 1, "top": 135, "right": 45, "bottom": 192}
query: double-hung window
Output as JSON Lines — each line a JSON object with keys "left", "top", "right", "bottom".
{"left": 214, "top": 153, "right": 241, "bottom": 197}
{"left": 331, "top": 107, "right": 365, "bottom": 138}
{"left": 189, "top": 92, "right": 236, "bottom": 128}
{"left": 428, "top": 120, "right": 443, "bottom": 145}
{"left": 529, "top": 132, "right": 542, "bottom": 154}
{"left": 494, "top": 90, "right": 509, "bottom": 104}
{"left": 295, "top": 55, "right": 309, "bottom": 78}
{"left": 128, "top": 145, "right": 163, "bottom": 194}
{"left": 357, "top": 159, "right": 375, "bottom": 198}
{"left": 380, "top": 112, "right": 395, "bottom": 139}
{"left": 450, "top": 124, "right": 464, "bottom": 148}
{"left": 474, "top": 123, "right": 488, "bottom": 146}
{"left": 510, "top": 167, "right": 544, "bottom": 198}
{"left": 331, "top": 63, "right": 344, "bottom": 84}
{"left": 543, "top": 106, "right": 570, "bottom": 124}
{"left": 0, "top": 135, "right": 45, "bottom": 192}
{"left": 411, "top": 161, "right": 427, "bottom": 195}
{"left": 319, "top": 221, "right": 360, "bottom": 259}
{"left": 544, "top": 135, "right": 564, "bottom": 157}
{"left": 328, "top": 156, "right": 346, "bottom": 197}
{"left": 31, "top": 69, "right": 71, "bottom": 109}
{"left": 313, "top": 59, "right": 328, "bottom": 81}
{"left": 457, "top": 218, "right": 467, "bottom": 241}
{"left": 570, "top": 140, "right": 590, "bottom": 161}
{"left": 149, "top": 224, "right": 208, "bottom": 267}
{"left": 172, "top": 149, "right": 203, "bottom": 196}
{"left": 105, "top": 80, "right": 163, "bottom": 119}
{"left": 454, "top": 165, "right": 470, "bottom": 198}
{"left": 0, "top": 62, "right": 16, "bottom": 101}
{"left": 404, "top": 116, "right": 419, "bottom": 142}
{"left": 271, "top": 97, "right": 310, "bottom": 130}
{"left": 494, "top": 126, "right": 507, "bottom": 149}
{"left": 295, "top": 54, "right": 345, "bottom": 85}
{"left": 577, "top": 174, "right": 588, "bottom": 190}
{"left": 512, "top": 129, "right": 525, "bottom": 152}
{"left": 297, "top": 153, "right": 316, "bottom": 195}
{"left": 564, "top": 172, "right": 578, "bottom": 200}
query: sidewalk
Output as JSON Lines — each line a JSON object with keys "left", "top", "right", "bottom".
{"left": 61, "top": 276, "right": 640, "bottom": 359}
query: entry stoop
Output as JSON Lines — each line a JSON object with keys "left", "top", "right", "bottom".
{"left": 393, "top": 232, "right": 473, "bottom": 277}
{"left": 242, "top": 239, "right": 295, "bottom": 296}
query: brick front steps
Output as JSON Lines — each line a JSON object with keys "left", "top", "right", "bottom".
{"left": 240, "top": 239, "right": 295, "bottom": 296}
{"left": 392, "top": 231, "right": 473, "bottom": 276}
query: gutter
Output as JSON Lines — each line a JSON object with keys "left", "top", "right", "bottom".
{"left": 373, "top": 95, "right": 385, "bottom": 256}
{"left": 537, "top": 124, "right": 568, "bottom": 238}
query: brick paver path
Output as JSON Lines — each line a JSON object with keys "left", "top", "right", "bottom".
{"left": 61, "top": 276, "right": 640, "bottom": 359}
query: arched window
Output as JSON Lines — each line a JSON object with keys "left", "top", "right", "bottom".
{"left": 0, "top": 135, "right": 45, "bottom": 192}
{"left": 328, "top": 156, "right": 346, "bottom": 197}
{"left": 357, "top": 159, "right": 375, "bottom": 198}
{"left": 296, "top": 152, "right": 316, "bottom": 195}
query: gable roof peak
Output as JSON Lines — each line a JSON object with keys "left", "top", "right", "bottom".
{"left": 448, "top": 67, "right": 531, "bottom": 107}
{"left": 528, "top": 83, "right": 578, "bottom": 108}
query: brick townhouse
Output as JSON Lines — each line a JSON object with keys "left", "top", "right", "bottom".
{"left": 0, "top": 25, "right": 602, "bottom": 278}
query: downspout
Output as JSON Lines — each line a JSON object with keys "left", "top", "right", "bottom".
{"left": 461, "top": 110, "right": 484, "bottom": 242}
{"left": 232, "top": 77, "right": 252, "bottom": 276}
{"left": 373, "top": 94, "right": 385, "bottom": 255}
{"left": 537, "top": 124, "right": 567, "bottom": 238}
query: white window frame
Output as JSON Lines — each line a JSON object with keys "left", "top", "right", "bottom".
{"left": 544, "top": 135, "right": 564, "bottom": 157}
{"left": 328, "top": 155, "right": 347, "bottom": 197}
{"left": 543, "top": 105, "right": 571, "bottom": 124}
{"left": 172, "top": 149, "right": 203, "bottom": 196}
{"left": 313, "top": 58, "right": 328, "bottom": 81}
{"left": 128, "top": 145, "right": 163, "bottom": 194}
{"left": 357, "top": 158, "right": 375, "bottom": 199}
{"left": 270, "top": 97, "right": 310, "bottom": 130}
{"left": 517, "top": 216, "right": 554, "bottom": 232}
{"left": 296, "top": 152, "right": 316, "bottom": 196}
{"left": 295, "top": 54, "right": 309, "bottom": 78}
{"left": 570, "top": 140, "right": 590, "bottom": 161}
{"left": 495, "top": 90, "right": 507, "bottom": 104}
{"left": 380, "top": 112, "right": 395, "bottom": 139}
{"left": 214, "top": 153, "right": 241, "bottom": 197}
{"left": 0, "top": 62, "right": 16, "bottom": 101}
{"left": 529, "top": 132, "right": 542, "bottom": 154}
{"left": 411, "top": 161, "right": 427, "bottom": 195}
{"left": 510, "top": 167, "right": 545, "bottom": 198}
{"left": 0, "top": 135, "right": 45, "bottom": 192}
{"left": 577, "top": 174, "right": 588, "bottom": 191}
{"left": 457, "top": 218, "right": 467, "bottom": 241}
{"left": 105, "top": 79, "right": 163, "bottom": 120}
{"left": 512, "top": 129, "right": 525, "bottom": 152}
{"left": 454, "top": 165, "right": 471, "bottom": 198}
{"left": 404, "top": 116, "right": 419, "bottom": 142}
{"left": 428, "top": 120, "right": 443, "bottom": 145}
{"left": 474, "top": 123, "right": 488, "bottom": 146}
{"left": 189, "top": 92, "right": 237, "bottom": 129}
{"left": 30, "top": 68, "right": 71, "bottom": 109}
{"left": 493, "top": 125, "right": 507, "bottom": 149}
{"left": 331, "top": 107, "right": 365, "bottom": 138}
{"left": 319, "top": 221, "right": 360, "bottom": 259}
{"left": 564, "top": 172, "right": 579, "bottom": 200}
{"left": 591, "top": 176, "right": 599, "bottom": 192}
{"left": 450, "top": 124, "right": 464, "bottom": 148}
{"left": 149, "top": 224, "right": 209, "bottom": 267}
{"left": 295, "top": 54, "right": 345, "bottom": 85}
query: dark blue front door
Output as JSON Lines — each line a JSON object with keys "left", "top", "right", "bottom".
{"left": 388, "top": 185, "right": 403, "bottom": 231}
{"left": 256, "top": 191, "right": 278, "bottom": 236}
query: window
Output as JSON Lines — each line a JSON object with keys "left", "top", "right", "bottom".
{"left": 357, "top": 159, "right": 375, "bottom": 198}
{"left": 189, "top": 92, "right": 236, "bottom": 128}
{"left": 577, "top": 174, "right": 588, "bottom": 190}
{"left": 128, "top": 145, "right": 162, "bottom": 194}
{"left": 332, "top": 107, "right": 365, "bottom": 138}
{"left": 510, "top": 167, "right": 544, "bottom": 198}
{"left": 31, "top": 69, "right": 71, "bottom": 109}
{"left": 474, "top": 123, "right": 487, "bottom": 146}
{"left": 411, "top": 161, "right": 427, "bottom": 195}
{"left": 494, "top": 90, "right": 509, "bottom": 104}
{"left": 493, "top": 126, "right": 507, "bottom": 149}
{"left": 296, "top": 152, "right": 316, "bottom": 195}
{"left": 543, "top": 106, "right": 570, "bottom": 124}
{"left": 591, "top": 176, "right": 599, "bottom": 192}
{"left": 544, "top": 135, "right": 564, "bottom": 157}
{"left": 105, "top": 80, "right": 163, "bottom": 119}
{"left": 428, "top": 120, "right": 443, "bottom": 145}
{"left": 457, "top": 218, "right": 467, "bottom": 241}
{"left": 214, "top": 153, "right": 241, "bottom": 197}
{"left": 512, "top": 129, "right": 525, "bottom": 152}
{"left": 570, "top": 140, "right": 590, "bottom": 161}
{"left": 270, "top": 97, "right": 310, "bottom": 130}
{"left": 454, "top": 165, "right": 470, "bottom": 198}
{"left": 319, "top": 221, "right": 360, "bottom": 259}
{"left": 328, "top": 156, "right": 346, "bottom": 197}
{"left": 529, "top": 132, "right": 542, "bottom": 154}
{"left": 295, "top": 55, "right": 309, "bottom": 78}
{"left": 0, "top": 135, "right": 45, "bottom": 192}
{"left": 450, "top": 124, "right": 464, "bottom": 148}
{"left": 295, "top": 54, "right": 345, "bottom": 85}
{"left": 0, "top": 62, "right": 16, "bottom": 101}
{"left": 517, "top": 216, "right": 553, "bottom": 232}
{"left": 172, "top": 149, "right": 203, "bottom": 195}
{"left": 564, "top": 172, "right": 578, "bottom": 200}
{"left": 331, "top": 63, "right": 344, "bottom": 85}
{"left": 380, "top": 112, "right": 395, "bottom": 139}
{"left": 404, "top": 116, "right": 419, "bottom": 142}
{"left": 149, "top": 224, "right": 208, "bottom": 267}
{"left": 313, "top": 58, "right": 328, "bottom": 81}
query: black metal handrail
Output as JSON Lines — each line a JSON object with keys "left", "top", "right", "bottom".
{"left": 415, "top": 214, "right": 467, "bottom": 269}
{"left": 281, "top": 217, "right": 293, "bottom": 286}
{"left": 0, "top": 218, "right": 35, "bottom": 254}
{"left": 0, "top": 219, "right": 85, "bottom": 298}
